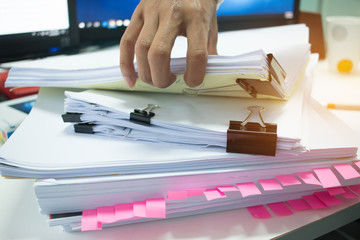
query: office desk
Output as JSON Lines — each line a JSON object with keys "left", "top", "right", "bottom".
{"left": 1, "top": 59, "right": 360, "bottom": 240}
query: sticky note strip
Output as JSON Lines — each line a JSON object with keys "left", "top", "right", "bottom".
{"left": 296, "top": 172, "right": 322, "bottom": 185}
{"left": 204, "top": 189, "right": 226, "bottom": 201}
{"left": 276, "top": 174, "right": 302, "bottom": 186}
{"left": 313, "top": 168, "right": 341, "bottom": 188}
{"left": 342, "top": 187, "right": 360, "bottom": 199}
{"left": 286, "top": 199, "right": 311, "bottom": 211}
{"left": 354, "top": 161, "right": 360, "bottom": 169}
{"left": 333, "top": 164, "right": 360, "bottom": 180}
{"left": 236, "top": 182, "right": 261, "bottom": 197}
{"left": 217, "top": 185, "right": 239, "bottom": 192}
{"left": 327, "top": 187, "right": 346, "bottom": 196}
{"left": 146, "top": 198, "right": 166, "bottom": 218}
{"left": 133, "top": 201, "right": 147, "bottom": 218}
{"left": 167, "top": 191, "right": 188, "bottom": 200}
{"left": 247, "top": 205, "right": 272, "bottom": 218}
{"left": 268, "top": 202, "right": 293, "bottom": 216}
{"left": 187, "top": 189, "right": 206, "bottom": 197}
{"left": 303, "top": 195, "right": 328, "bottom": 209}
{"left": 81, "top": 209, "right": 102, "bottom": 231}
{"left": 97, "top": 206, "right": 117, "bottom": 224}
{"left": 314, "top": 191, "right": 342, "bottom": 206}
{"left": 258, "top": 179, "right": 283, "bottom": 191}
{"left": 115, "top": 203, "right": 134, "bottom": 220}
{"left": 348, "top": 184, "right": 360, "bottom": 195}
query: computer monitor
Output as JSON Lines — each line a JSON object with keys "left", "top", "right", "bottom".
{"left": 75, "top": 0, "right": 140, "bottom": 45}
{"left": 217, "top": 0, "right": 300, "bottom": 31}
{"left": 0, "top": 0, "right": 78, "bottom": 63}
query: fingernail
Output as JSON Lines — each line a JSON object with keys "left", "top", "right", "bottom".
{"left": 124, "top": 76, "right": 135, "bottom": 89}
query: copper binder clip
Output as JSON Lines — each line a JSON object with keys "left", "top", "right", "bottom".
{"left": 226, "top": 106, "right": 277, "bottom": 156}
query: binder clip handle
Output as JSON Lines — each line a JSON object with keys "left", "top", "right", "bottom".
{"left": 241, "top": 106, "right": 266, "bottom": 128}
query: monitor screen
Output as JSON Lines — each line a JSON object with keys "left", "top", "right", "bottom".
{"left": 0, "top": 0, "right": 78, "bottom": 63}
{"left": 75, "top": 0, "right": 140, "bottom": 44}
{"left": 217, "top": 0, "right": 299, "bottom": 31}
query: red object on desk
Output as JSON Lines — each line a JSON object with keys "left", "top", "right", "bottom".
{"left": 0, "top": 71, "right": 40, "bottom": 99}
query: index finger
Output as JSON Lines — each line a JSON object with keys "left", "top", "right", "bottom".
{"left": 120, "top": 9, "right": 143, "bottom": 88}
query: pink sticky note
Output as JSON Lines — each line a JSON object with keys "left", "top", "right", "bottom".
{"left": 342, "top": 187, "right": 360, "bottom": 199}
{"left": 115, "top": 203, "right": 134, "bottom": 220}
{"left": 276, "top": 174, "right": 301, "bottom": 186}
{"left": 333, "top": 164, "right": 360, "bottom": 180}
{"left": 327, "top": 187, "right": 346, "bottom": 196}
{"left": 247, "top": 205, "right": 272, "bottom": 218}
{"left": 313, "top": 168, "right": 341, "bottom": 188}
{"left": 236, "top": 182, "right": 261, "bottom": 197}
{"left": 296, "top": 172, "right": 322, "bottom": 185}
{"left": 268, "top": 202, "right": 293, "bottom": 216}
{"left": 204, "top": 189, "right": 226, "bottom": 201}
{"left": 133, "top": 201, "right": 147, "bottom": 218}
{"left": 258, "top": 179, "right": 283, "bottom": 191}
{"left": 217, "top": 185, "right": 239, "bottom": 192}
{"left": 354, "top": 161, "right": 360, "bottom": 169}
{"left": 348, "top": 184, "right": 360, "bottom": 195}
{"left": 187, "top": 189, "right": 206, "bottom": 197}
{"left": 314, "top": 191, "right": 342, "bottom": 206}
{"left": 287, "top": 199, "right": 311, "bottom": 211}
{"left": 146, "top": 198, "right": 166, "bottom": 218}
{"left": 303, "top": 195, "right": 328, "bottom": 209}
{"left": 81, "top": 209, "right": 102, "bottom": 231}
{"left": 97, "top": 206, "right": 117, "bottom": 224}
{"left": 167, "top": 191, "right": 188, "bottom": 200}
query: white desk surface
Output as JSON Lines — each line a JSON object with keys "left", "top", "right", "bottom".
{"left": 1, "top": 57, "right": 360, "bottom": 239}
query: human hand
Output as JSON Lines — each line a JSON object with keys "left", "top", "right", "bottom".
{"left": 120, "top": 0, "right": 218, "bottom": 89}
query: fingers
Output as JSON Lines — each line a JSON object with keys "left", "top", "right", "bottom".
{"left": 119, "top": 7, "right": 143, "bottom": 88}
{"left": 147, "top": 18, "right": 179, "bottom": 88}
{"left": 135, "top": 13, "right": 159, "bottom": 85}
{"left": 184, "top": 22, "right": 209, "bottom": 87}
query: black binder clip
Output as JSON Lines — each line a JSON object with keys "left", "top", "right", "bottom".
{"left": 226, "top": 106, "right": 277, "bottom": 156}
{"left": 62, "top": 113, "right": 82, "bottom": 123}
{"left": 74, "top": 123, "right": 95, "bottom": 134}
{"left": 130, "top": 104, "right": 159, "bottom": 126}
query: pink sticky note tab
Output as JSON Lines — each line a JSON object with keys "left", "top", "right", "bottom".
{"left": 115, "top": 203, "right": 134, "bottom": 220}
{"left": 81, "top": 209, "right": 102, "bottom": 231}
{"left": 217, "top": 185, "right": 239, "bottom": 192}
{"left": 303, "top": 195, "right": 328, "bottom": 209}
{"left": 313, "top": 168, "right": 341, "bottom": 188}
{"left": 333, "top": 164, "right": 360, "bottom": 180}
{"left": 133, "top": 201, "right": 147, "bottom": 218}
{"left": 314, "top": 191, "right": 342, "bottom": 206}
{"left": 349, "top": 184, "right": 360, "bottom": 195}
{"left": 247, "top": 205, "right": 272, "bottom": 218}
{"left": 146, "top": 198, "right": 166, "bottom": 218}
{"left": 342, "top": 187, "right": 360, "bottom": 199}
{"left": 287, "top": 199, "right": 311, "bottom": 211}
{"left": 167, "top": 191, "right": 188, "bottom": 200}
{"left": 268, "top": 202, "right": 293, "bottom": 216}
{"left": 354, "top": 161, "right": 360, "bottom": 169}
{"left": 97, "top": 206, "right": 116, "bottom": 224}
{"left": 236, "top": 182, "right": 261, "bottom": 197}
{"left": 276, "top": 174, "right": 301, "bottom": 186}
{"left": 296, "top": 172, "right": 322, "bottom": 185}
{"left": 204, "top": 189, "right": 226, "bottom": 201}
{"left": 258, "top": 179, "right": 283, "bottom": 191}
{"left": 327, "top": 187, "right": 346, "bottom": 196}
{"left": 187, "top": 189, "right": 206, "bottom": 197}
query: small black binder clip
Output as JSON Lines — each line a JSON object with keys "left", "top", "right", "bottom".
{"left": 130, "top": 104, "right": 159, "bottom": 126}
{"left": 226, "top": 106, "right": 277, "bottom": 156}
{"left": 74, "top": 123, "right": 95, "bottom": 134}
{"left": 62, "top": 112, "right": 82, "bottom": 123}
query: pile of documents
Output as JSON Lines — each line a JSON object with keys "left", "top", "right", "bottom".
{"left": 1, "top": 24, "right": 360, "bottom": 232}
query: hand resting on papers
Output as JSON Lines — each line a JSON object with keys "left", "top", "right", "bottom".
{"left": 119, "top": 0, "right": 219, "bottom": 89}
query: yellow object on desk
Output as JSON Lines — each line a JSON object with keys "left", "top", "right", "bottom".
{"left": 327, "top": 103, "right": 360, "bottom": 111}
